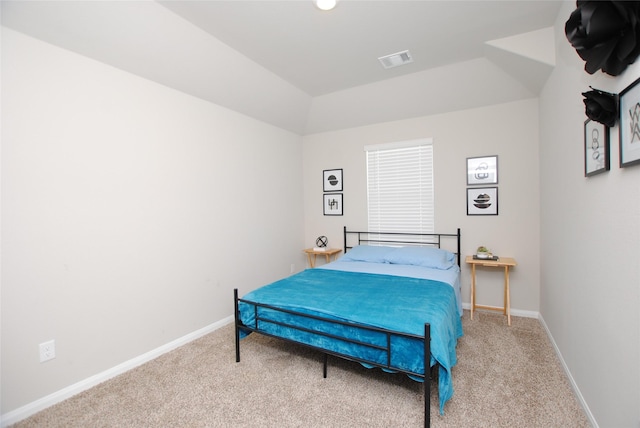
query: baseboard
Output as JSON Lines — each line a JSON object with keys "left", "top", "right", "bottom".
{"left": 537, "top": 315, "right": 599, "bottom": 428}
{"left": 461, "top": 302, "right": 539, "bottom": 319}
{"left": 1, "top": 316, "right": 234, "bottom": 427}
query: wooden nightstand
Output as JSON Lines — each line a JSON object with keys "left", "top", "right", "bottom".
{"left": 303, "top": 248, "right": 342, "bottom": 268}
{"left": 465, "top": 255, "right": 517, "bottom": 326}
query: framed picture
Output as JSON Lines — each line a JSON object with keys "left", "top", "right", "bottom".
{"left": 466, "top": 156, "right": 498, "bottom": 185}
{"left": 584, "top": 119, "right": 610, "bottom": 176}
{"left": 323, "top": 193, "right": 343, "bottom": 216}
{"left": 619, "top": 77, "right": 640, "bottom": 167}
{"left": 467, "top": 187, "right": 498, "bottom": 216}
{"left": 323, "top": 168, "right": 343, "bottom": 192}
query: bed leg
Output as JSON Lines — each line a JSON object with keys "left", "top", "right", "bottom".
{"left": 424, "top": 323, "right": 431, "bottom": 428}
{"left": 234, "top": 289, "right": 241, "bottom": 363}
{"left": 343, "top": 226, "right": 347, "bottom": 254}
{"left": 323, "top": 353, "right": 328, "bottom": 378}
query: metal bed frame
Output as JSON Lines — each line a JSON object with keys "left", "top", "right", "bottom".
{"left": 343, "top": 226, "right": 461, "bottom": 268}
{"left": 234, "top": 227, "right": 461, "bottom": 428}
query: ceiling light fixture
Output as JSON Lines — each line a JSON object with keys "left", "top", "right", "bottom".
{"left": 315, "top": 0, "right": 337, "bottom": 11}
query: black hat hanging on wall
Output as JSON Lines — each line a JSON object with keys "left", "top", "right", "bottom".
{"left": 582, "top": 87, "right": 618, "bottom": 127}
{"left": 565, "top": 1, "right": 640, "bottom": 76}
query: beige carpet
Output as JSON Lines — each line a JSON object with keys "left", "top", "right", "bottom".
{"left": 12, "top": 311, "right": 591, "bottom": 427}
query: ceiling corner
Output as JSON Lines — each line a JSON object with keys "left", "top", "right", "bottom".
{"left": 485, "top": 27, "right": 556, "bottom": 67}
{"left": 483, "top": 27, "right": 556, "bottom": 94}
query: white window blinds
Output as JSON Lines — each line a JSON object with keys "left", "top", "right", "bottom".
{"left": 365, "top": 138, "right": 434, "bottom": 235}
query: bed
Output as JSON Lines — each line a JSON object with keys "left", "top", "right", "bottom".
{"left": 234, "top": 227, "right": 463, "bottom": 428}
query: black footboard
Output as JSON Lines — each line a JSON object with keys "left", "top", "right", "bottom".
{"left": 234, "top": 289, "right": 433, "bottom": 428}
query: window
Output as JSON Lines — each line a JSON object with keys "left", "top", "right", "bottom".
{"left": 365, "top": 138, "right": 434, "bottom": 235}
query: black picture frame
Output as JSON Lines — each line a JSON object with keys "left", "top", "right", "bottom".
{"left": 466, "top": 155, "right": 498, "bottom": 185}
{"left": 323, "top": 168, "right": 343, "bottom": 192}
{"left": 619, "top": 77, "right": 640, "bottom": 167}
{"left": 323, "top": 193, "right": 343, "bottom": 216}
{"left": 584, "top": 119, "right": 610, "bottom": 176}
{"left": 467, "top": 187, "right": 498, "bottom": 216}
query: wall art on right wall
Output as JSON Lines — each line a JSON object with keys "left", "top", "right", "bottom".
{"left": 619, "top": 77, "right": 640, "bottom": 168}
{"left": 584, "top": 119, "right": 610, "bottom": 176}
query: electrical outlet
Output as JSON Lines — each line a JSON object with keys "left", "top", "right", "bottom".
{"left": 290, "top": 264, "right": 295, "bottom": 273}
{"left": 39, "top": 340, "right": 56, "bottom": 362}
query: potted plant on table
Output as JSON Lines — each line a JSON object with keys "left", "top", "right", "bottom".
{"left": 476, "top": 246, "right": 492, "bottom": 259}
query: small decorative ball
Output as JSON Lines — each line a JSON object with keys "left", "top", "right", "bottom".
{"left": 316, "top": 236, "right": 328, "bottom": 248}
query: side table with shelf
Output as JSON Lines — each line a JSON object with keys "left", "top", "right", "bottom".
{"left": 465, "top": 255, "right": 517, "bottom": 326}
{"left": 303, "top": 248, "right": 342, "bottom": 268}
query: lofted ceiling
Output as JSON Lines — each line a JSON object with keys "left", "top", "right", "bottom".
{"left": 161, "top": 0, "right": 562, "bottom": 96}
{"left": 1, "top": 1, "right": 564, "bottom": 135}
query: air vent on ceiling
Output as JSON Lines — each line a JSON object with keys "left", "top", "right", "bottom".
{"left": 378, "top": 50, "right": 413, "bottom": 69}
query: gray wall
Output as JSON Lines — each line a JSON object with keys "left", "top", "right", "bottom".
{"left": 1, "top": 28, "right": 305, "bottom": 414}
{"left": 538, "top": 3, "right": 640, "bottom": 427}
{"left": 302, "top": 99, "right": 541, "bottom": 315}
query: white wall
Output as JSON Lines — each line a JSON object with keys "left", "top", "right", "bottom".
{"left": 1, "top": 28, "right": 305, "bottom": 414}
{"left": 538, "top": 3, "right": 640, "bottom": 427}
{"left": 302, "top": 98, "right": 540, "bottom": 315}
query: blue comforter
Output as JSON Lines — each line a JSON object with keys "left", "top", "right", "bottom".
{"left": 239, "top": 268, "right": 463, "bottom": 413}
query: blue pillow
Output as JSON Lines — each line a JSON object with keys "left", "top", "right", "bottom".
{"left": 340, "top": 245, "right": 394, "bottom": 263}
{"left": 384, "top": 246, "right": 456, "bottom": 270}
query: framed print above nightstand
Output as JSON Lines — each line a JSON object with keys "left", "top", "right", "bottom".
{"left": 467, "top": 187, "right": 498, "bottom": 216}
{"left": 323, "top": 168, "right": 343, "bottom": 192}
{"left": 466, "top": 156, "right": 498, "bottom": 185}
{"left": 323, "top": 193, "right": 343, "bottom": 216}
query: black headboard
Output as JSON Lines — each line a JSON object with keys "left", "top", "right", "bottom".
{"left": 343, "top": 226, "right": 462, "bottom": 267}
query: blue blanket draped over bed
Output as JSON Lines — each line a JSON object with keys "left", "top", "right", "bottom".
{"left": 238, "top": 268, "right": 463, "bottom": 414}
